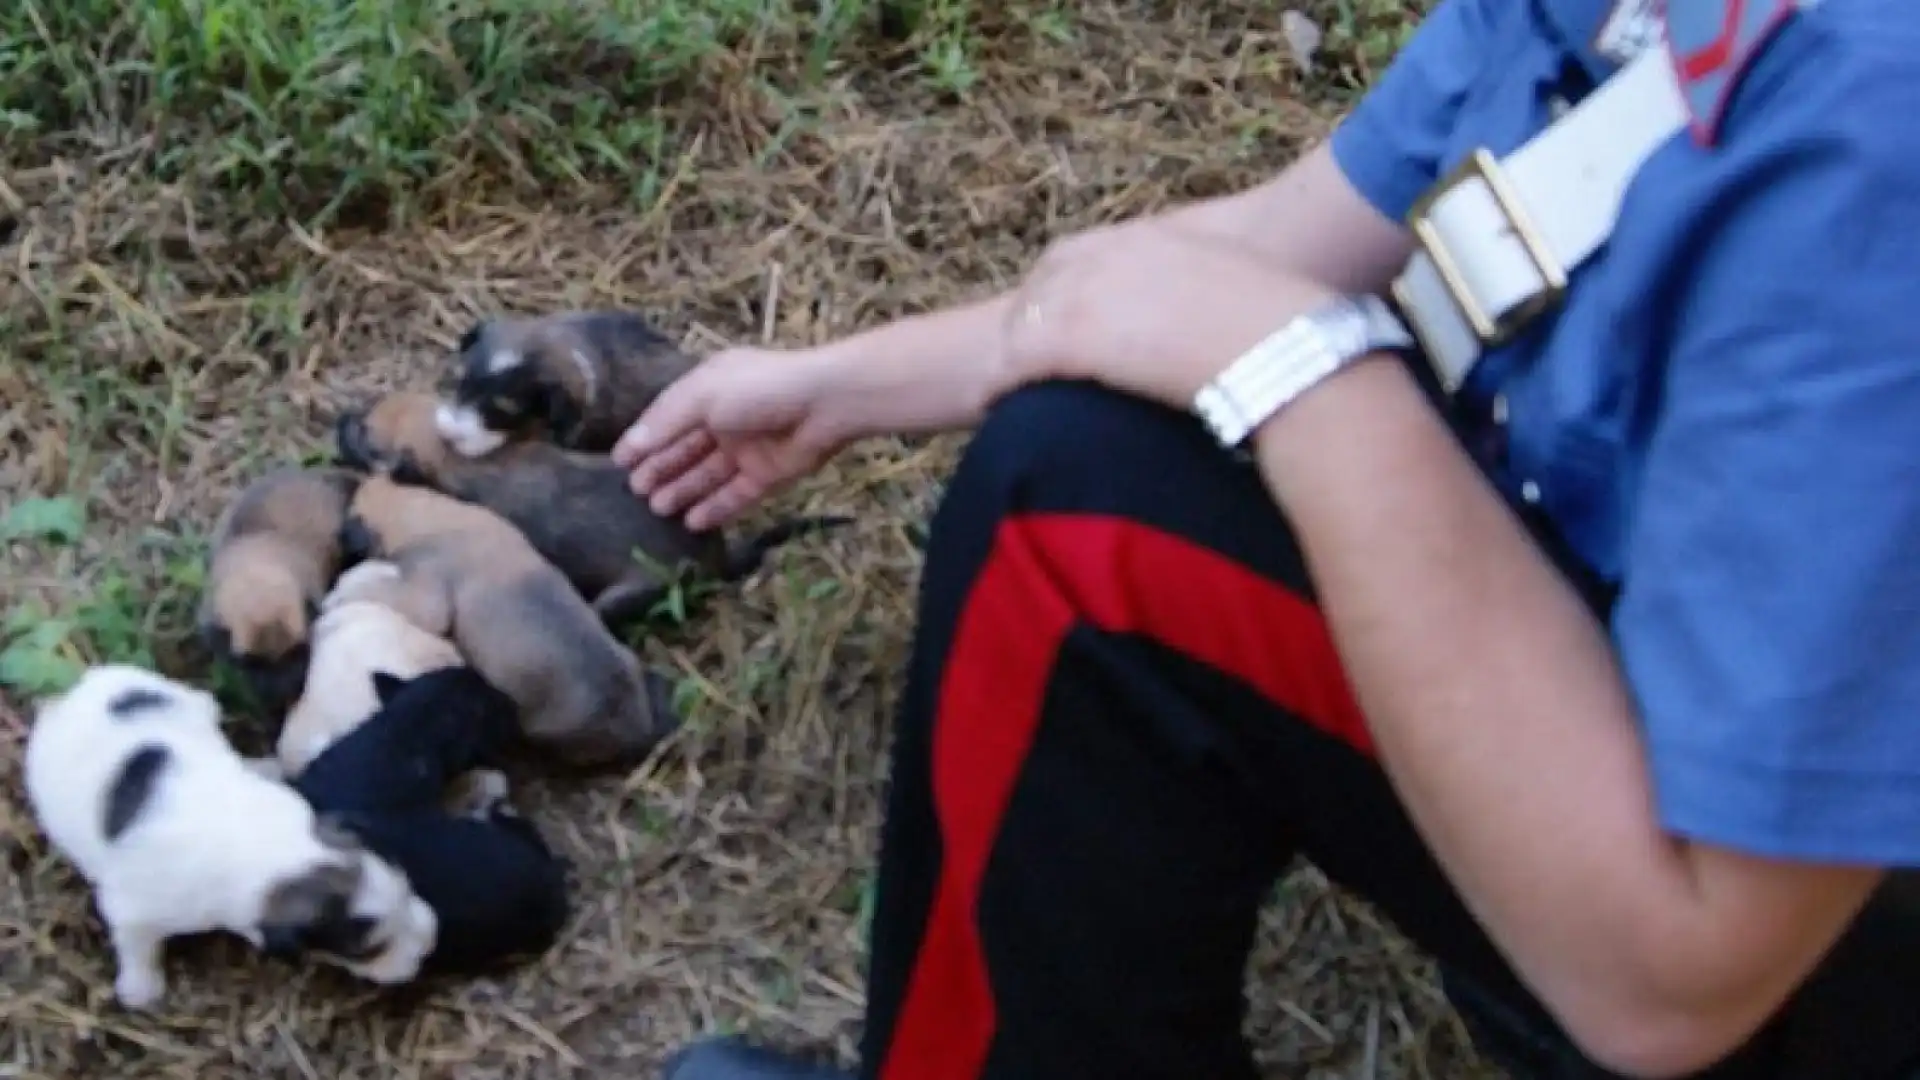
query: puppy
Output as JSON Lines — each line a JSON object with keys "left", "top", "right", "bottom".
{"left": 22, "top": 664, "right": 437, "bottom": 1010}
{"left": 291, "top": 666, "right": 569, "bottom": 975}
{"left": 198, "top": 466, "right": 362, "bottom": 717}
{"left": 434, "top": 310, "right": 696, "bottom": 457}
{"left": 337, "top": 391, "right": 853, "bottom": 628}
{"left": 334, "top": 474, "right": 682, "bottom": 769}
{"left": 275, "top": 559, "right": 464, "bottom": 777}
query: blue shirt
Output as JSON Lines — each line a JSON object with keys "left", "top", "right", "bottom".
{"left": 1330, "top": 0, "right": 1920, "bottom": 865}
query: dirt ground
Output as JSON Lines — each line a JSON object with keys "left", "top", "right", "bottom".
{"left": 0, "top": 4, "right": 1502, "bottom": 1078}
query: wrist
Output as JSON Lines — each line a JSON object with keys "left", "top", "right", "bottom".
{"left": 1248, "top": 351, "right": 1420, "bottom": 490}
{"left": 809, "top": 298, "right": 1011, "bottom": 442}
{"left": 1191, "top": 291, "right": 1409, "bottom": 452}
{"left": 795, "top": 344, "right": 870, "bottom": 448}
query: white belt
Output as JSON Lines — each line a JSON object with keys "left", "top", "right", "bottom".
{"left": 1388, "top": 40, "right": 1689, "bottom": 393}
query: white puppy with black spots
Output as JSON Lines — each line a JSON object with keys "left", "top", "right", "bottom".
{"left": 22, "top": 664, "right": 437, "bottom": 1011}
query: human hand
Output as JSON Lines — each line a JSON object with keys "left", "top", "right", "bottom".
{"left": 999, "top": 223, "right": 1337, "bottom": 410}
{"left": 610, "top": 346, "right": 846, "bottom": 531}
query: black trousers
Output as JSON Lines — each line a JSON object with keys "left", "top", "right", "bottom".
{"left": 852, "top": 379, "right": 1920, "bottom": 1080}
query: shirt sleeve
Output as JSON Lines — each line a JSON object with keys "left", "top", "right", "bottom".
{"left": 1612, "top": 33, "right": 1920, "bottom": 866}
{"left": 1326, "top": 0, "right": 1505, "bottom": 224}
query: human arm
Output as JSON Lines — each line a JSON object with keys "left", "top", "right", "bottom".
{"left": 616, "top": 0, "right": 1494, "bottom": 524}
{"left": 613, "top": 140, "right": 1418, "bottom": 523}
{"left": 999, "top": 17, "right": 1920, "bottom": 1075}
{"left": 810, "top": 0, "right": 1515, "bottom": 443}
{"left": 803, "top": 139, "right": 1420, "bottom": 446}
{"left": 1248, "top": 353, "right": 1882, "bottom": 1078}
{"left": 1001, "top": 219, "right": 1875, "bottom": 1079}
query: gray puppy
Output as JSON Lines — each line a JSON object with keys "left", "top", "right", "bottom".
{"left": 336, "top": 475, "right": 682, "bottom": 771}
{"left": 337, "top": 391, "right": 852, "bottom": 628}
{"left": 434, "top": 310, "right": 697, "bottom": 457}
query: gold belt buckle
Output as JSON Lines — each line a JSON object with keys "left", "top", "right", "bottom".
{"left": 1391, "top": 147, "right": 1569, "bottom": 355}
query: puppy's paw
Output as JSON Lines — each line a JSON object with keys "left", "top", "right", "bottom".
{"left": 114, "top": 967, "right": 166, "bottom": 1011}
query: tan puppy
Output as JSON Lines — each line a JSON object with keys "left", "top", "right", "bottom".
{"left": 335, "top": 474, "right": 681, "bottom": 770}
{"left": 198, "top": 466, "right": 361, "bottom": 717}
{"left": 274, "top": 559, "right": 465, "bottom": 777}
{"left": 434, "top": 310, "right": 697, "bottom": 457}
{"left": 336, "top": 391, "right": 852, "bottom": 628}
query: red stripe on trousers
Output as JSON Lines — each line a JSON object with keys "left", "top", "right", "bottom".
{"left": 875, "top": 512, "right": 1372, "bottom": 1080}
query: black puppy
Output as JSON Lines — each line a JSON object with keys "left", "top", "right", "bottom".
{"left": 290, "top": 666, "right": 570, "bottom": 976}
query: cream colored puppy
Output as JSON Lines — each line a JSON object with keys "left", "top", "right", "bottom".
{"left": 274, "top": 559, "right": 464, "bottom": 777}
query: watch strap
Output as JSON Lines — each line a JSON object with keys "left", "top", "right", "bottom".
{"left": 1192, "top": 294, "right": 1412, "bottom": 449}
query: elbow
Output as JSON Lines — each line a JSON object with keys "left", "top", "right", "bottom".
{"left": 1557, "top": 993, "right": 1771, "bottom": 1080}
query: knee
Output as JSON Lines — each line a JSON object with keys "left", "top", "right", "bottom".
{"left": 951, "top": 380, "right": 1205, "bottom": 513}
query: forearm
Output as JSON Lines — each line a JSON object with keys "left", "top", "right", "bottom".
{"left": 812, "top": 294, "right": 1013, "bottom": 442}
{"left": 814, "top": 142, "right": 1414, "bottom": 442}
{"left": 1153, "top": 140, "right": 1415, "bottom": 293}
{"left": 1249, "top": 356, "right": 1873, "bottom": 1076}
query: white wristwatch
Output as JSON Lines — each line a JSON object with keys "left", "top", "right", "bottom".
{"left": 1191, "top": 293, "right": 1414, "bottom": 450}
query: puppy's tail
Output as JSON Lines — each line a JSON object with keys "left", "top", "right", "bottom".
{"left": 719, "top": 514, "right": 855, "bottom": 582}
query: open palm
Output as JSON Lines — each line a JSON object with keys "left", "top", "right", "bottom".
{"left": 613, "top": 347, "right": 843, "bottom": 531}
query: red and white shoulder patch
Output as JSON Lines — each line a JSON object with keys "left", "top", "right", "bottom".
{"left": 1662, "top": 0, "right": 1816, "bottom": 146}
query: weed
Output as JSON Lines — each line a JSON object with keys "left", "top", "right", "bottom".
{"left": 0, "top": 497, "right": 86, "bottom": 546}
{"left": 0, "top": 515, "right": 207, "bottom": 700}
{"left": 1319, "top": 0, "right": 1435, "bottom": 92}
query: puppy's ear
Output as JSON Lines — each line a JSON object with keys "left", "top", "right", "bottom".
{"left": 457, "top": 321, "right": 484, "bottom": 354}
{"left": 338, "top": 514, "right": 377, "bottom": 564}
{"left": 371, "top": 670, "right": 406, "bottom": 705}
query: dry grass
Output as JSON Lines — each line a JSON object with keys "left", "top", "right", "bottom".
{"left": 0, "top": 1, "right": 1502, "bottom": 1077}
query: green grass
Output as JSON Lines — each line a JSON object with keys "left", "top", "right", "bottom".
{"left": 0, "top": 0, "right": 1435, "bottom": 707}
{"left": 1322, "top": 0, "right": 1430, "bottom": 85}
{"left": 0, "top": 0, "right": 993, "bottom": 703}
{"left": 0, "top": 0, "right": 988, "bottom": 226}
{"left": 0, "top": 496, "right": 209, "bottom": 697}
{"left": 0, "top": 0, "right": 1010, "bottom": 707}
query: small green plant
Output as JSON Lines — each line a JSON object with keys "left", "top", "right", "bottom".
{"left": 623, "top": 548, "right": 728, "bottom": 631}
{"left": 0, "top": 496, "right": 86, "bottom": 545}
{"left": 0, "top": 605, "right": 85, "bottom": 697}
{"left": 0, "top": 503, "right": 208, "bottom": 699}
{"left": 0, "top": 577, "right": 155, "bottom": 698}
{"left": 1319, "top": 0, "right": 1431, "bottom": 92}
